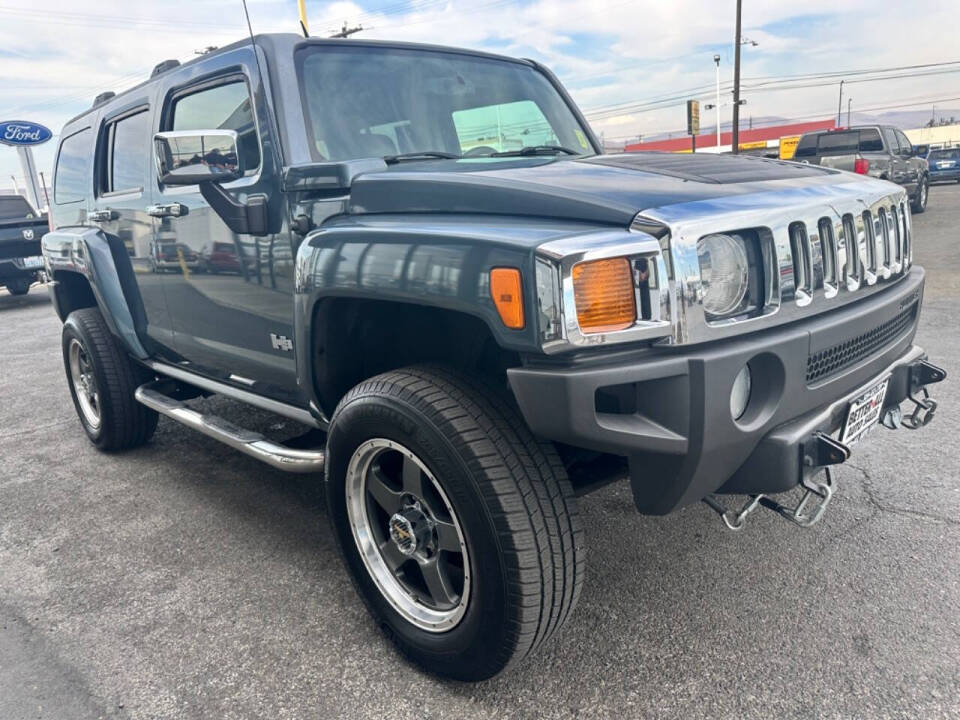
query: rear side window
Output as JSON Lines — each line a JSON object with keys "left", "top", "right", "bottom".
{"left": 793, "top": 134, "right": 817, "bottom": 158}
{"left": 170, "top": 81, "right": 260, "bottom": 175}
{"left": 102, "top": 109, "right": 150, "bottom": 194}
{"left": 858, "top": 129, "right": 883, "bottom": 152}
{"left": 54, "top": 128, "right": 92, "bottom": 204}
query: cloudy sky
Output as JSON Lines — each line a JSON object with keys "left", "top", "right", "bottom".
{"left": 2, "top": 0, "right": 958, "bottom": 192}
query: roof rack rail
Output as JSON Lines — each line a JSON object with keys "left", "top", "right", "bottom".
{"left": 151, "top": 59, "right": 181, "bottom": 77}
{"left": 92, "top": 91, "right": 116, "bottom": 108}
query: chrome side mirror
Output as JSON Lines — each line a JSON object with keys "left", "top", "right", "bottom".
{"left": 155, "top": 130, "right": 242, "bottom": 186}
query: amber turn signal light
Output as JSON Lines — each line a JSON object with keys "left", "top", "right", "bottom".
{"left": 490, "top": 267, "right": 525, "bottom": 329}
{"left": 572, "top": 257, "right": 636, "bottom": 333}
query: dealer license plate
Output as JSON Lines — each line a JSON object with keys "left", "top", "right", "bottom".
{"left": 22, "top": 256, "right": 44, "bottom": 268}
{"left": 840, "top": 377, "right": 890, "bottom": 445}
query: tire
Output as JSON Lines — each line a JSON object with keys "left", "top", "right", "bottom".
{"left": 325, "top": 365, "right": 584, "bottom": 681}
{"left": 61, "top": 307, "right": 158, "bottom": 450}
{"left": 911, "top": 176, "right": 928, "bottom": 213}
{"left": 5, "top": 278, "right": 31, "bottom": 296}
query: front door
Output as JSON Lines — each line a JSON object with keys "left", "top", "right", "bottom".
{"left": 90, "top": 99, "right": 176, "bottom": 357}
{"left": 152, "top": 61, "right": 299, "bottom": 402}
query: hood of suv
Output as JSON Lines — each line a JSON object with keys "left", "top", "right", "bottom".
{"left": 347, "top": 152, "right": 840, "bottom": 227}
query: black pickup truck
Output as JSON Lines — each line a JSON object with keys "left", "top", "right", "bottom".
{"left": 42, "top": 34, "right": 945, "bottom": 680}
{"left": 0, "top": 194, "right": 47, "bottom": 295}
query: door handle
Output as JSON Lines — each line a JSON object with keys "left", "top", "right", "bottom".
{"left": 146, "top": 203, "right": 188, "bottom": 218}
{"left": 89, "top": 209, "right": 118, "bottom": 222}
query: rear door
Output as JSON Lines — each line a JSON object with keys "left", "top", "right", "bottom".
{"left": 881, "top": 127, "right": 907, "bottom": 187}
{"left": 895, "top": 129, "right": 921, "bottom": 189}
{"left": 151, "top": 52, "right": 299, "bottom": 402}
{"left": 90, "top": 98, "right": 176, "bottom": 356}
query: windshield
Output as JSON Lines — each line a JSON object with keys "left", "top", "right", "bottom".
{"left": 296, "top": 45, "right": 594, "bottom": 162}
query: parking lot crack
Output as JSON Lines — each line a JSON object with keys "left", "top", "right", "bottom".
{"left": 846, "top": 462, "right": 959, "bottom": 527}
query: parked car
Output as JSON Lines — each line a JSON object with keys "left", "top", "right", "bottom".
{"left": 0, "top": 194, "right": 47, "bottom": 295}
{"left": 42, "top": 34, "right": 945, "bottom": 681}
{"left": 793, "top": 126, "right": 930, "bottom": 213}
{"left": 926, "top": 147, "right": 960, "bottom": 183}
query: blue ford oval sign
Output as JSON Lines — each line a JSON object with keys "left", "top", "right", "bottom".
{"left": 0, "top": 120, "right": 53, "bottom": 147}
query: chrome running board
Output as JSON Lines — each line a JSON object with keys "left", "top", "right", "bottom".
{"left": 134, "top": 381, "right": 325, "bottom": 474}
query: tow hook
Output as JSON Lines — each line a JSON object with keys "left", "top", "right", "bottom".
{"left": 703, "top": 432, "right": 849, "bottom": 531}
{"left": 901, "top": 360, "right": 946, "bottom": 429}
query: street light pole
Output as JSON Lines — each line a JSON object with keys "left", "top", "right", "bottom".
{"left": 847, "top": 98, "right": 852, "bottom": 127}
{"left": 731, "top": 0, "right": 743, "bottom": 153}
{"left": 714, "top": 54, "right": 721, "bottom": 149}
{"left": 837, "top": 80, "right": 844, "bottom": 127}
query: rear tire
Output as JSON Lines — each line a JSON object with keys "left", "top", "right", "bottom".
{"left": 911, "top": 176, "right": 928, "bottom": 213}
{"left": 5, "top": 278, "right": 31, "bottom": 295}
{"left": 325, "top": 365, "right": 584, "bottom": 681}
{"left": 61, "top": 307, "right": 158, "bottom": 450}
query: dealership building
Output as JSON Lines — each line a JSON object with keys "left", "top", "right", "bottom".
{"left": 624, "top": 119, "right": 837, "bottom": 157}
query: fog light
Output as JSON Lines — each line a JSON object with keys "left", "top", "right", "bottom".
{"left": 730, "top": 364, "right": 752, "bottom": 420}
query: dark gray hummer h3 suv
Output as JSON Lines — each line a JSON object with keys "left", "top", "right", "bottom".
{"left": 43, "top": 34, "right": 945, "bottom": 680}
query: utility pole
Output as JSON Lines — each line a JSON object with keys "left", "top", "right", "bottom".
{"left": 837, "top": 79, "right": 844, "bottom": 127}
{"left": 330, "top": 21, "right": 362, "bottom": 37}
{"left": 714, "top": 54, "right": 721, "bottom": 149}
{"left": 847, "top": 98, "right": 852, "bottom": 127}
{"left": 731, "top": 0, "right": 743, "bottom": 153}
{"left": 38, "top": 171, "right": 50, "bottom": 210}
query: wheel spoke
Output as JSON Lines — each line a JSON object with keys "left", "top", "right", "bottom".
{"left": 378, "top": 539, "right": 408, "bottom": 573}
{"left": 367, "top": 467, "right": 403, "bottom": 514}
{"left": 419, "top": 556, "right": 459, "bottom": 607}
{"left": 401, "top": 454, "right": 425, "bottom": 497}
{"left": 434, "top": 520, "right": 461, "bottom": 553}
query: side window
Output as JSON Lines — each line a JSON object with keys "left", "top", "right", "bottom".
{"left": 895, "top": 130, "right": 913, "bottom": 156}
{"left": 54, "top": 128, "right": 92, "bottom": 204}
{"left": 452, "top": 100, "right": 557, "bottom": 153}
{"left": 170, "top": 81, "right": 261, "bottom": 176}
{"left": 882, "top": 128, "right": 899, "bottom": 155}
{"left": 858, "top": 129, "right": 883, "bottom": 152}
{"left": 102, "top": 109, "right": 150, "bottom": 194}
{"left": 793, "top": 134, "right": 817, "bottom": 158}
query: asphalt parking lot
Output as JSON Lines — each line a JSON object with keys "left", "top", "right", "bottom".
{"left": 2, "top": 185, "right": 959, "bottom": 720}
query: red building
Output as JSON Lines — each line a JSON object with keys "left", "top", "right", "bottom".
{"left": 624, "top": 119, "right": 837, "bottom": 153}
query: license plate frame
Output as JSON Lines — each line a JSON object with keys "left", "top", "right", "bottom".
{"left": 840, "top": 377, "right": 890, "bottom": 445}
{"left": 22, "top": 256, "right": 44, "bottom": 269}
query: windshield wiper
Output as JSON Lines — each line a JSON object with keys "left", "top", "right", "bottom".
{"left": 383, "top": 151, "right": 460, "bottom": 164}
{"left": 492, "top": 145, "right": 580, "bottom": 157}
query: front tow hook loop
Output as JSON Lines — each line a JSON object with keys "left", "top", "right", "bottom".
{"left": 757, "top": 469, "right": 835, "bottom": 528}
{"left": 903, "top": 387, "right": 937, "bottom": 429}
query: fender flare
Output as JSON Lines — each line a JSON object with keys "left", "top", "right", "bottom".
{"left": 42, "top": 226, "right": 148, "bottom": 359}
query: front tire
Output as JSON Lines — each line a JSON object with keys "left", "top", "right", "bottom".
{"left": 325, "top": 366, "right": 584, "bottom": 681}
{"left": 911, "top": 176, "right": 928, "bottom": 213}
{"left": 61, "top": 307, "right": 158, "bottom": 450}
{"left": 5, "top": 278, "right": 31, "bottom": 295}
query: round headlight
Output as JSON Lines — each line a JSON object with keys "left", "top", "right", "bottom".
{"left": 730, "top": 364, "right": 752, "bottom": 420}
{"left": 697, "top": 233, "right": 749, "bottom": 317}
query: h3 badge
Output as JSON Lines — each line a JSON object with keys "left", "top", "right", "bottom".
{"left": 270, "top": 333, "right": 294, "bottom": 352}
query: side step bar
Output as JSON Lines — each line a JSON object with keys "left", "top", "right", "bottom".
{"left": 134, "top": 381, "right": 325, "bottom": 474}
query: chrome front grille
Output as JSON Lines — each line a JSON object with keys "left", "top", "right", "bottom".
{"left": 786, "top": 197, "right": 912, "bottom": 309}
{"left": 633, "top": 178, "right": 914, "bottom": 345}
